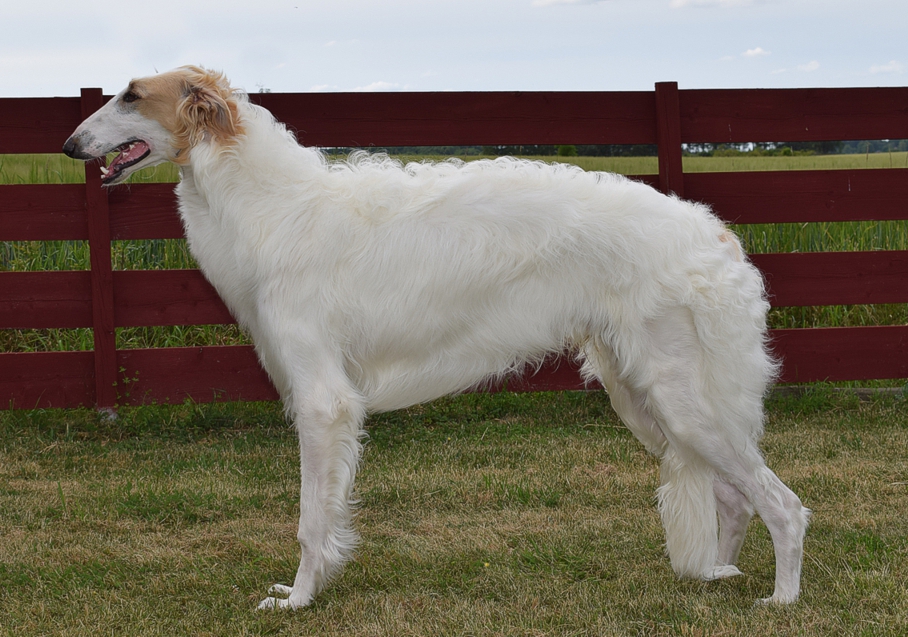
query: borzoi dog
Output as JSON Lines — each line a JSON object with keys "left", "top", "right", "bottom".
{"left": 63, "top": 66, "right": 809, "bottom": 608}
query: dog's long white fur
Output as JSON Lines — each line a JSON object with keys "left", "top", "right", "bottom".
{"left": 64, "top": 66, "right": 810, "bottom": 608}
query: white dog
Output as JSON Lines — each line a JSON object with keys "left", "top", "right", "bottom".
{"left": 63, "top": 66, "right": 809, "bottom": 608}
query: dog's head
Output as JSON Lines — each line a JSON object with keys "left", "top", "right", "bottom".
{"left": 62, "top": 66, "right": 243, "bottom": 185}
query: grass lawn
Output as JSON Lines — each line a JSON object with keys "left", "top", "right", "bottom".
{"left": 1, "top": 389, "right": 907, "bottom": 636}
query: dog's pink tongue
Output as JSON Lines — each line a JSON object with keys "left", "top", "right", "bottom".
{"left": 109, "top": 141, "right": 149, "bottom": 169}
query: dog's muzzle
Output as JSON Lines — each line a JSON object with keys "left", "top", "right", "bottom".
{"left": 63, "top": 133, "right": 99, "bottom": 161}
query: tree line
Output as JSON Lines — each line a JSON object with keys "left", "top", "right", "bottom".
{"left": 331, "top": 140, "right": 908, "bottom": 158}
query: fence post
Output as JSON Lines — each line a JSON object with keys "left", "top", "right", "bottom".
{"left": 655, "top": 81, "right": 684, "bottom": 198}
{"left": 80, "top": 88, "right": 118, "bottom": 412}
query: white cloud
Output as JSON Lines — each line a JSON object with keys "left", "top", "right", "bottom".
{"left": 309, "top": 80, "right": 407, "bottom": 92}
{"left": 742, "top": 47, "right": 770, "bottom": 57}
{"left": 352, "top": 81, "right": 404, "bottom": 92}
{"left": 870, "top": 60, "right": 903, "bottom": 74}
{"left": 671, "top": 0, "right": 754, "bottom": 7}
{"left": 532, "top": 0, "right": 608, "bottom": 6}
{"left": 768, "top": 61, "right": 820, "bottom": 76}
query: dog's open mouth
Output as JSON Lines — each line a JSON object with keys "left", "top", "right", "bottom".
{"left": 100, "top": 140, "right": 151, "bottom": 184}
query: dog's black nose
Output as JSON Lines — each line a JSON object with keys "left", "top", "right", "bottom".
{"left": 62, "top": 135, "right": 94, "bottom": 160}
{"left": 63, "top": 136, "right": 80, "bottom": 158}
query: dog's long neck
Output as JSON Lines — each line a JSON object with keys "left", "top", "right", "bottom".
{"left": 174, "top": 100, "right": 330, "bottom": 331}
{"left": 179, "top": 99, "right": 327, "bottom": 218}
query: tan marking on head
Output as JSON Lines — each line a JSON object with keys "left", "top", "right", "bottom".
{"left": 719, "top": 229, "right": 744, "bottom": 261}
{"left": 128, "top": 66, "right": 244, "bottom": 165}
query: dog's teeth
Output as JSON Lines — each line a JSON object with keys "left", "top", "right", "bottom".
{"left": 99, "top": 166, "right": 109, "bottom": 176}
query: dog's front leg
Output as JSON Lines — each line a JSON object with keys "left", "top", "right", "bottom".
{"left": 258, "top": 366, "right": 366, "bottom": 610}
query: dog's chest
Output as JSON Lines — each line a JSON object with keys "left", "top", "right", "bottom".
{"left": 176, "top": 185, "right": 261, "bottom": 328}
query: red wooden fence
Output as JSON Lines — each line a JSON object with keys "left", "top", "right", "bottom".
{"left": 2, "top": 82, "right": 908, "bottom": 410}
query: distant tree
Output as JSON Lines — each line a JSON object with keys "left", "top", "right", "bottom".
{"left": 480, "top": 145, "right": 557, "bottom": 156}
{"left": 557, "top": 145, "right": 578, "bottom": 157}
{"left": 786, "top": 141, "right": 844, "bottom": 154}
{"left": 575, "top": 144, "right": 658, "bottom": 157}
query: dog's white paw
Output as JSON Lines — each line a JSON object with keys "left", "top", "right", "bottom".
{"left": 257, "top": 584, "right": 300, "bottom": 610}
{"left": 755, "top": 592, "right": 799, "bottom": 606}
{"left": 268, "top": 584, "right": 293, "bottom": 596}
{"left": 257, "top": 596, "right": 291, "bottom": 610}
{"left": 703, "top": 564, "right": 744, "bottom": 581}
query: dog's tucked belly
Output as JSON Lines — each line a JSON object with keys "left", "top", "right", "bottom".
{"left": 348, "top": 325, "right": 585, "bottom": 413}
{"left": 350, "top": 356, "right": 521, "bottom": 412}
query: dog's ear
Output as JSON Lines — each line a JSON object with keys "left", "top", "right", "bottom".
{"left": 173, "top": 71, "right": 241, "bottom": 160}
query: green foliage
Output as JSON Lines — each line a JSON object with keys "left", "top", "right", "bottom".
{"left": 556, "top": 145, "right": 578, "bottom": 157}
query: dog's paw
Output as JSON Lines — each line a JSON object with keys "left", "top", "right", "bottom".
{"left": 257, "top": 596, "right": 291, "bottom": 610}
{"left": 755, "top": 592, "right": 799, "bottom": 606}
{"left": 257, "top": 584, "right": 302, "bottom": 610}
{"left": 703, "top": 564, "right": 744, "bottom": 581}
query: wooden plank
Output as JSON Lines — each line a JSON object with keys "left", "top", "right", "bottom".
{"left": 482, "top": 326, "right": 908, "bottom": 388}
{"left": 117, "top": 346, "right": 278, "bottom": 405}
{"left": 486, "top": 356, "right": 601, "bottom": 393}
{"left": 0, "top": 351, "right": 95, "bottom": 409}
{"left": 626, "top": 174, "right": 659, "bottom": 189}
{"left": 656, "top": 82, "right": 685, "bottom": 198}
{"left": 753, "top": 251, "right": 908, "bottom": 307}
{"left": 3, "top": 326, "right": 906, "bottom": 410}
{"left": 254, "top": 91, "right": 658, "bottom": 147}
{"left": 108, "top": 184, "right": 183, "bottom": 240}
{"left": 113, "top": 270, "right": 234, "bottom": 327}
{"left": 82, "top": 88, "right": 118, "bottom": 410}
{"left": 686, "top": 169, "right": 908, "bottom": 224}
{"left": 499, "top": 328, "right": 908, "bottom": 388}
{"left": 2, "top": 87, "right": 906, "bottom": 151}
{"left": 771, "top": 325, "right": 908, "bottom": 383}
{"left": 0, "top": 271, "right": 92, "bottom": 328}
{"left": 680, "top": 87, "right": 908, "bottom": 144}
{"left": 0, "top": 185, "right": 88, "bottom": 241}
{"left": 113, "top": 325, "right": 908, "bottom": 405}
{"left": 0, "top": 96, "right": 85, "bottom": 154}
{"left": 115, "top": 346, "right": 594, "bottom": 406}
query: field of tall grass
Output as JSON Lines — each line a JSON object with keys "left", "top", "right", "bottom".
{"left": 3, "top": 151, "right": 908, "bottom": 353}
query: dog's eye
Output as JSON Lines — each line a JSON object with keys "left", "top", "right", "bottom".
{"left": 123, "top": 91, "right": 140, "bottom": 104}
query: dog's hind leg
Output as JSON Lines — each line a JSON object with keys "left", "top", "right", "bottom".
{"left": 655, "top": 446, "right": 721, "bottom": 580}
{"left": 711, "top": 477, "right": 754, "bottom": 577}
{"left": 258, "top": 358, "right": 366, "bottom": 610}
{"left": 586, "top": 340, "right": 667, "bottom": 457}
{"left": 585, "top": 339, "right": 719, "bottom": 580}
{"left": 642, "top": 307, "right": 809, "bottom": 603}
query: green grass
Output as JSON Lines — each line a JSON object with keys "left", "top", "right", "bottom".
{"left": 3, "top": 151, "right": 908, "bottom": 353}
{"left": 0, "top": 154, "right": 179, "bottom": 185}
{"left": 3, "top": 150, "right": 907, "bottom": 185}
{"left": 1, "top": 390, "right": 906, "bottom": 635}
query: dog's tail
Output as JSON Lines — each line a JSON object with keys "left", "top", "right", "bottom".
{"left": 657, "top": 447, "right": 719, "bottom": 578}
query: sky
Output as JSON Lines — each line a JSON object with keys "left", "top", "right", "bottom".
{"left": 1, "top": 0, "right": 905, "bottom": 97}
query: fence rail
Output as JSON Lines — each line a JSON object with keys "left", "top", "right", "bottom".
{"left": 2, "top": 83, "right": 908, "bottom": 410}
